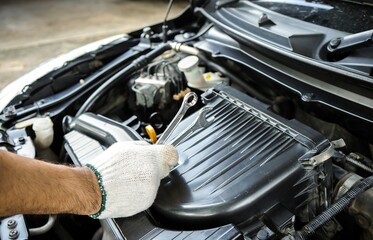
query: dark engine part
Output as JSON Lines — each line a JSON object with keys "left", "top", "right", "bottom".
{"left": 151, "top": 85, "right": 332, "bottom": 231}
{"left": 66, "top": 113, "right": 142, "bottom": 146}
{"left": 333, "top": 170, "right": 373, "bottom": 240}
{"left": 64, "top": 85, "right": 333, "bottom": 239}
{"left": 64, "top": 113, "right": 142, "bottom": 166}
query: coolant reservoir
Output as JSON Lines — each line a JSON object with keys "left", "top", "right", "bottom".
{"left": 32, "top": 116, "right": 54, "bottom": 149}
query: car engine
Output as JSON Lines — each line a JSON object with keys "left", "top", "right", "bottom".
{"left": 65, "top": 82, "right": 333, "bottom": 234}
{"left": 58, "top": 47, "right": 365, "bottom": 239}
{"left": 1, "top": 4, "right": 373, "bottom": 239}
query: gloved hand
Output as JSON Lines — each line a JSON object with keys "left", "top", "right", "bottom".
{"left": 85, "top": 141, "right": 178, "bottom": 219}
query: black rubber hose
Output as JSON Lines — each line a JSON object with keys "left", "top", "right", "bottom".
{"left": 291, "top": 176, "right": 373, "bottom": 240}
{"left": 76, "top": 43, "right": 171, "bottom": 116}
{"left": 178, "top": 23, "right": 213, "bottom": 43}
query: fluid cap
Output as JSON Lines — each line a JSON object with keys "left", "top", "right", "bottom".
{"left": 178, "top": 56, "right": 208, "bottom": 90}
{"left": 178, "top": 55, "right": 199, "bottom": 72}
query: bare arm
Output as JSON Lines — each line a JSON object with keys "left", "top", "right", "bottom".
{"left": 0, "top": 150, "right": 101, "bottom": 217}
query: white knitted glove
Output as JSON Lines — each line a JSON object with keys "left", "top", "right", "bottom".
{"left": 85, "top": 141, "right": 178, "bottom": 219}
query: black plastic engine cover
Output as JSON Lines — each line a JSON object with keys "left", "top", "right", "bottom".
{"left": 151, "top": 85, "right": 331, "bottom": 230}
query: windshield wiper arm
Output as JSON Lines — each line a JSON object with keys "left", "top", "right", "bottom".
{"left": 327, "top": 29, "right": 373, "bottom": 60}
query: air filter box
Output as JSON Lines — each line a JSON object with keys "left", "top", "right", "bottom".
{"left": 150, "top": 85, "right": 332, "bottom": 230}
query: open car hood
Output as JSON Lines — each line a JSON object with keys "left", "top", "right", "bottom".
{"left": 0, "top": 35, "right": 127, "bottom": 112}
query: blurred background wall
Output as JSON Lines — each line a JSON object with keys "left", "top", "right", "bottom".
{"left": 0, "top": 0, "right": 187, "bottom": 89}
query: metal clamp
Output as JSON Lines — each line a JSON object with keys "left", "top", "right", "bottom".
{"left": 304, "top": 139, "right": 346, "bottom": 168}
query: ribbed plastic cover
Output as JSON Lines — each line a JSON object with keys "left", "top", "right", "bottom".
{"left": 151, "top": 85, "right": 330, "bottom": 230}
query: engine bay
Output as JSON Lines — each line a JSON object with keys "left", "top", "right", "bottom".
{"left": 65, "top": 84, "right": 333, "bottom": 234}
{"left": 1, "top": 5, "right": 373, "bottom": 239}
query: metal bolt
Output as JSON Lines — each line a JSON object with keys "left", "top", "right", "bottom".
{"left": 7, "top": 219, "right": 17, "bottom": 229}
{"left": 301, "top": 93, "right": 314, "bottom": 102}
{"left": 258, "top": 13, "right": 274, "bottom": 26}
{"left": 141, "top": 27, "right": 153, "bottom": 38}
{"left": 143, "top": 27, "right": 151, "bottom": 34}
{"left": 257, "top": 229, "right": 269, "bottom": 240}
{"left": 9, "top": 229, "right": 19, "bottom": 239}
{"left": 329, "top": 38, "right": 342, "bottom": 49}
{"left": 259, "top": 13, "right": 269, "bottom": 22}
{"left": 4, "top": 106, "right": 16, "bottom": 117}
{"left": 183, "top": 32, "right": 195, "bottom": 39}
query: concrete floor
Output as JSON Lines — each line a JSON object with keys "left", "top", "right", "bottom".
{"left": 0, "top": 0, "right": 187, "bottom": 89}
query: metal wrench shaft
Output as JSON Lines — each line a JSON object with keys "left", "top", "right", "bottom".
{"left": 156, "top": 92, "right": 198, "bottom": 145}
{"left": 169, "top": 106, "right": 214, "bottom": 146}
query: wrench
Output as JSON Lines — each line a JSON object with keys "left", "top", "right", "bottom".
{"left": 156, "top": 92, "right": 198, "bottom": 145}
{"left": 168, "top": 106, "right": 215, "bottom": 146}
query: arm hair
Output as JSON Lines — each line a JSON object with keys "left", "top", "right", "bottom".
{"left": 0, "top": 150, "right": 101, "bottom": 217}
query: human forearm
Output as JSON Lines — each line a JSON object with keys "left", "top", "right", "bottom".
{"left": 0, "top": 150, "right": 101, "bottom": 217}
{"left": 0, "top": 141, "right": 178, "bottom": 219}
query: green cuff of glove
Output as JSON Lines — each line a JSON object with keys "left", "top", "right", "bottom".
{"left": 86, "top": 163, "right": 107, "bottom": 219}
